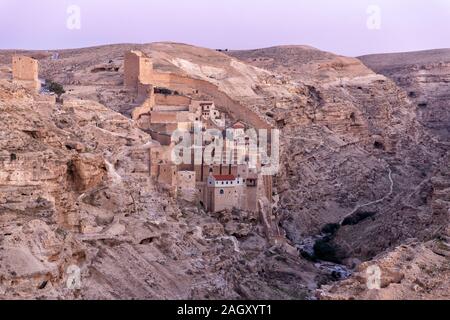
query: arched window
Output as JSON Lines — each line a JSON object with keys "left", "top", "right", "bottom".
{"left": 220, "top": 189, "right": 224, "bottom": 195}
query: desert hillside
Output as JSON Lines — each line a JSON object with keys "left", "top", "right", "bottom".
{"left": 0, "top": 43, "right": 448, "bottom": 300}
{"left": 359, "top": 49, "right": 450, "bottom": 142}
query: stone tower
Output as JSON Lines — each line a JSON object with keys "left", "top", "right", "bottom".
{"left": 12, "top": 56, "right": 41, "bottom": 92}
{"left": 124, "top": 50, "right": 153, "bottom": 89}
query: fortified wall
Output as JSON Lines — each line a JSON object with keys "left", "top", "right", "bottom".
{"left": 148, "top": 72, "right": 270, "bottom": 130}
{"left": 124, "top": 50, "right": 153, "bottom": 89}
{"left": 124, "top": 50, "right": 274, "bottom": 218}
{"left": 124, "top": 50, "right": 271, "bottom": 130}
{"left": 155, "top": 94, "right": 191, "bottom": 106}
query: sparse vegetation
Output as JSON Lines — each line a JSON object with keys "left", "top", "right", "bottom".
{"left": 342, "top": 211, "right": 377, "bottom": 226}
{"left": 418, "top": 102, "right": 428, "bottom": 108}
{"left": 373, "top": 141, "right": 385, "bottom": 150}
{"left": 321, "top": 223, "right": 340, "bottom": 236}
{"left": 44, "top": 80, "right": 65, "bottom": 97}
{"left": 313, "top": 239, "right": 342, "bottom": 264}
{"left": 154, "top": 87, "right": 178, "bottom": 95}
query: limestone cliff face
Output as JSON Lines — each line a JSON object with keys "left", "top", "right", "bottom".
{"left": 319, "top": 174, "right": 450, "bottom": 301}
{"left": 0, "top": 76, "right": 312, "bottom": 299}
{"left": 229, "top": 46, "right": 448, "bottom": 260}
{"left": 360, "top": 49, "right": 450, "bottom": 142}
{"left": 0, "top": 43, "right": 448, "bottom": 300}
{"left": 317, "top": 238, "right": 450, "bottom": 300}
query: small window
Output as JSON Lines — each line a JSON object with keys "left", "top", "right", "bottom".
{"left": 220, "top": 189, "right": 224, "bottom": 195}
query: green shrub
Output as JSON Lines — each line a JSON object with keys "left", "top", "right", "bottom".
{"left": 342, "top": 211, "right": 376, "bottom": 226}
{"left": 321, "top": 223, "right": 340, "bottom": 236}
{"left": 45, "top": 80, "right": 65, "bottom": 97}
{"left": 154, "top": 87, "right": 173, "bottom": 95}
{"left": 313, "top": 239, "right": 341, "bottom": 264}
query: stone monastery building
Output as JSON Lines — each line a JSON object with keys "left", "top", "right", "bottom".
{"left": 123, "top": 50, "right": 273, "bottom": 214}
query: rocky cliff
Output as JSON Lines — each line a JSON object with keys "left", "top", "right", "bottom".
{"left": 0, "top": 47, "right": 314, "bottom": 299}
{"left": 0, "top": 43, "right": 448, "bottom": 299}
{"left": 360, "top": 49, "right": 450, "bottom": 142}
{"left": 230, "top": 46, "right": 448, "bottom": 252}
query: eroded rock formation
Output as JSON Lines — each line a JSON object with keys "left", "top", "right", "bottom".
{"left": 0, "top": 43, "right": 448, "bottom": 300}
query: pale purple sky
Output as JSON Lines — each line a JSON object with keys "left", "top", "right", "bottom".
{"left": 0, "top": 0, "right": 449, "bottom": 56}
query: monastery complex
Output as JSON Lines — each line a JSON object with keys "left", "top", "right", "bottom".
{"left": 10, "top": 51, "right": 274, "bottom": 216}
{"left": 123, "top": 50, "right": 273, "bottom": 214}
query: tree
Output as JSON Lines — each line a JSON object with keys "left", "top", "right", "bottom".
{"left": 313, "top": 239, "right": 341, "bottom": 264}
{"left": 45, "top": 80, "right": 66, "bottom": 97}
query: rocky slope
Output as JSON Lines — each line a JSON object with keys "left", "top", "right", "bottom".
{"left": 318, "top": 237, "right": 450, "bottom": 300}
{"left": 230, "top": 46, "right": 448, "bottom": 248}
{"left": 318, "top": 154, "right": 450, "bottom": 300}
{"left": 0, "top": 43, "right": 448, "bottom": 299}
{"left": 0, "top": 46, "right": 315, "bottom": 299}
{"left": 229, "top": 46, "right": 449, "bottom": 298}
{"left": 359, "top": 49, "right": 450, "bottom": 142}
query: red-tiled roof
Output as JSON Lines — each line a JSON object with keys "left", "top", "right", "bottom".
{"left": 212, "top": 175, "right": 236, "bottom": 181}
{"left": 232, "top": 122, "right": 246, "bottom": 129}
